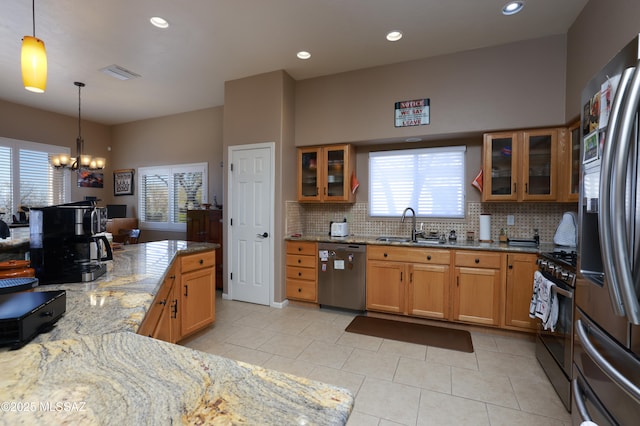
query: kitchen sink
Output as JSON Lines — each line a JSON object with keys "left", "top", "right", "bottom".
{"left": 375, "top": 236, "right": 411, "bottom": 243}
{"left": 413, "top": 239, "right": 443, "bottom": 245}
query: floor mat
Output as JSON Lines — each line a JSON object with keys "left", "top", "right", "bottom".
{"left": 345, "top": 315, "right": 474, "bottom": 353}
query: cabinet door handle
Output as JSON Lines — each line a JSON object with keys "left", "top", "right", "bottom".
{"left": 513, "top": 182, "right": 517, "bottom": 193}
{"left": 410, "top": 272, "right": 413, "bottom": 283}
{"left": 400, "top": 271, "right": 403, "bottom": 282}
{"left": 508, "top": 264, "right": 513, "bottom": 269}
{"left": 171, "top": 300, "right": 178, "bottom": 318}
{"left": 184, "top": 285, "right": 188, "bottom": 297}
{"left": 158, "top": 299, "right": 167, "bottom": 306}
{"left": 170, "top": 275, "right": 176, "bottom": 280}
{"left": 525, "top": 183, "right": 529, "bottom": 194}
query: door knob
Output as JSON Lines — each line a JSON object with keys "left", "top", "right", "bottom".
{"left": 257, "top": 232, "right": 269, "bottom": 238}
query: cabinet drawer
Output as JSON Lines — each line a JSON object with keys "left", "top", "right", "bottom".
{"left": 368, "top": 245, "right": 450, "bottom": 264}
{"left": 287, "top": 265, "right": 317, "bottom": 281}
{"left": 181, "top": 250, "right": 215, "bottom": 273}
{"left": 286, "top": 241, "right": 317, "bottom": 256}
{"left": 286, "top": 279, "right": 317, "bottom": 301}
{"left": 454, "top": 251, "right": 501, "bottom": 269}
{"left": 286, "top": 254, "right": 317, "bottom": 269}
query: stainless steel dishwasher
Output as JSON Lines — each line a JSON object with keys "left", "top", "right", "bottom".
{"left": 317, "top": 242, "right": 366, "bottom": 311}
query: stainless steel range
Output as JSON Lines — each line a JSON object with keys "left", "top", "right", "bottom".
{"left": 535, "top": 249, "right": 576, "bottom": 412}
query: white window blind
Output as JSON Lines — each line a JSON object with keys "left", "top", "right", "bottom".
{"left": 0, "top": 137, "right": 69, "bottom": 217}
{"left": 369, "top": 146, "right": 466, "bottom": 218}
{"left": 138, "top": 163, "right": 207, "bottom": 231}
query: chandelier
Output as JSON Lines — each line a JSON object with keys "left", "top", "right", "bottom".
{"left": 51, "top": 82, "right": 105, "bottom": 171}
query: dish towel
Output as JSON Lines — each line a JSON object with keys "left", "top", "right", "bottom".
{"left": 530, "top": 271, "right": 559, "bottom": 332}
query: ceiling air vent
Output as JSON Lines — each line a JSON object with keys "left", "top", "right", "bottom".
{"left": 100, "top": 65, "right": 141, "bottom": 81}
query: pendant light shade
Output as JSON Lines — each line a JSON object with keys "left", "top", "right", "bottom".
{"left": 21, "top": 35, "right": 47, "bottom": 93}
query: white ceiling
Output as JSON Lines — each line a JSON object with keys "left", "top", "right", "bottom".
{"left": 0, "top": 0, "right": 588, "bottom": 125}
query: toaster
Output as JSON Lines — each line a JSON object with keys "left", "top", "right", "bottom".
{"left": 330, "top": 222, "right": 349, "bottom": 237}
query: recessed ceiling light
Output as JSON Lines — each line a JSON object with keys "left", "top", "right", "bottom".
{"left": 386, "top": 31, "right": 403, "bottom": 42}
{"left": 502, "top": 1, "right": 525, "bottom": 16}
{"left": 150, "top": 16, "right": 169, "bottom": 28}
{"left": 297, "top": 51, "right": 311, "bottom": 60}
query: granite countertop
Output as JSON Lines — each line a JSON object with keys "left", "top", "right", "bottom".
{"left": 0, "top": 240, "right": 353, "bottom": 425}
{"left": 286, "top": 233, "right": 560, "bottom": 254}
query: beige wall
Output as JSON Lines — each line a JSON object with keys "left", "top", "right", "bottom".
{"left": 566, "top": 0, "right": 640, "bottom": 120}
{"left": 223, "top": 70, "right": 296, "bottom": 303}
{"left": 295, "top": 35, "right": 567, "bottom": 147}
{"left": 109, "top": 107, "right": 224, "bottom": 242}
{"left": 0, "top": 98, "right": 112, "bottom": 206}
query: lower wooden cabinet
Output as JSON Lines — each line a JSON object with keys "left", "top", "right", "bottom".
{"left": 286, "top": 241, "right": 318, "bottom": 302}
{"left": 138, "top": 249, "right": 215, "bottom": 343}
{"left": 366, "top": 246, "right": 451, "bottom": 319}
{"left": 504, "top": 253, "right": 538, "bottom": 331}
{"left": 452, "top": 251, "right": 503, "bottom": 327}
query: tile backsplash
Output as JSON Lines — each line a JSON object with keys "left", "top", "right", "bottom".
{"left": 286, "top": 201, "right": 577, "bottom": 244}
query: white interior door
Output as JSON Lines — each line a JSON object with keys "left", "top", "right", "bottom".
{"left": 228, "top": 143, "right": 274, "bottom": 305}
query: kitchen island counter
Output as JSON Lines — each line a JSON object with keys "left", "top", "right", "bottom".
{"left": 0, "top": 240, "right": 353, "bottom": 425}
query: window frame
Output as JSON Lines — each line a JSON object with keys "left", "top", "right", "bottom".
{"left": 138, "top": 162, "right": 208, "bottom": 232}
{"left": 0, "top": 137, "right": 71, "bottom": 216}
{"left": 368, "top": 145, "right": 467, "bottom": 219}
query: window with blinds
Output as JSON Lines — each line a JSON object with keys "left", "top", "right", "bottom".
{"left": 369, "top": 146, "right": 466, "bottom": 218}
{"left": 0, "top": 137, "right": 69, "bottom": 217}
{"left": 138, "top": 163, "right": 207, "bottom": 231}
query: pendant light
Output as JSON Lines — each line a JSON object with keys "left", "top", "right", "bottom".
{"left": 21, "top": 0, "right": 47, "bottom": 93}
{"left": 51, "top": 82, "right": 105, "bottom": 171}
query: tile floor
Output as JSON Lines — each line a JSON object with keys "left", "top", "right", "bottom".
{"left": 181, "top": 291, "right": 571, "bottom": 426}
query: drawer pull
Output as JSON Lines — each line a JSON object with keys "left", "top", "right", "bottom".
{"left": 298, "top": 259, "right": 302, "bottom": 263}
{"left": 298, "top": 272, "right": 302, "bottom": 276}
{"left": 298, "top": 247, "right": 302, "bottom": 251}
{"left": 475, "top": 258, "right": 480, "bottom": 264}
{"left": 384, "top": 252, "right": 388, "bottom": 257}
{"left": 298, "top": 288, "right": 302, "bottom": 293}
{"left": 199, "top": 259, "right": 204, "bottom": 265}
{"left": 427, "top": 255, "right": 432, "bottom": 261}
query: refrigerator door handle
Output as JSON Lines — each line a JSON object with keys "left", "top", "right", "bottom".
{"left": 576, "top": 318, "right": 640, "bottom": 403}
{"left": 599, "top": 67, "right": 635, "bottom": 317}
{"left": 612, "top": 62, "right": 640, "bottom": 325}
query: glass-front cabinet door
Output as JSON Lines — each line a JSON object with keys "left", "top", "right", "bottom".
{"left": 323, "top": 145, "right": 347, "bottom": 201}
{"left": 568, "top": 122, "right": 580, "bottom": 202}
{"left": 297, "top": 147, "right": 321, "bottom": 202}
{"left": 521, "top": 129, "right": 557, "bottom": 201}
{"left": 483, "top": 132, "right": 519, "bottom": 201}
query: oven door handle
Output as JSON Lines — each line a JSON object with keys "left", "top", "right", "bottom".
{"left": 576, "top": 318, "right": 640, "bottom": 403}
{"left": 552, "top": 285, "right": 572, "bottom": 299}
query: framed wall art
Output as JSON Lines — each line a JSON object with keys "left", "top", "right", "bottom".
{"left": 114, "top": 169, "right": 134, "bottom": 196}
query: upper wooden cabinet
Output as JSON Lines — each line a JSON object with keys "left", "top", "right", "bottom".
{"left": 483, "top": 128, "right": 558, "bottom": 202}
{"left": 557, "top": 122, "right": 580, "bottom": 203}
{"left": 297, "top": 144, "right": 356, "bottom": 203}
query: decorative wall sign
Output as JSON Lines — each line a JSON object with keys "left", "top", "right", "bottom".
{"left": 394, "top": 98, "right": 430, "bottom": 127}
{"left": 114, "top": 169, "right": 134, "bottom": 196}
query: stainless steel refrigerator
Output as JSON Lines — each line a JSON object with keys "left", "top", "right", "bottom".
{"left": 574, "top": 34, "right": 640, "bottom": 424}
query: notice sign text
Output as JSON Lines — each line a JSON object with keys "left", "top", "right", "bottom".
{"left": 394, "top": 98, "right": 430, "bottom": 127}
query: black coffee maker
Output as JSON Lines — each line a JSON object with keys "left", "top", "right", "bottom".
{"left": 29, "top": 201, "right": 112, "bottom": 284}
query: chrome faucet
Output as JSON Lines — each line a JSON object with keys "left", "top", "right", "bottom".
{"left": 401, "top": 207, "right": 420, "bottom": 242}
